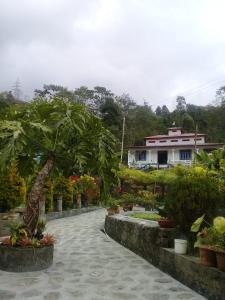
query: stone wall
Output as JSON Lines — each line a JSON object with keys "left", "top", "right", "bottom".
{"left": 45, "top": 206, "right": 100, "bottom": 221}
{"left": 105, "top": 214, "right": 225, "bottom": 300}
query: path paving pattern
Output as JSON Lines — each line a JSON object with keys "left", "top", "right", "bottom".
{"left": 0, "top": 209, "right": 206, "bottom": 300}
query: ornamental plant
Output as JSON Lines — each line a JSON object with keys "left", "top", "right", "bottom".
{"left": 191, "top": 215, "right": 225, "bottom": 251}
{"left": 1, "top": 220, "right": 54, "bottom": 247}
{"left": 74, "top": 175, "right": 98, "bottom": 196}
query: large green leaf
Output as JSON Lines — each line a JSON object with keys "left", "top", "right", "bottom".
{"left": 191, "top": 214, "right": 205, "bottom": 232}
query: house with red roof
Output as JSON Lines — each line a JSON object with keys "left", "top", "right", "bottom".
{"left": 128, "top": 127, "right": 224, "bottom": 169}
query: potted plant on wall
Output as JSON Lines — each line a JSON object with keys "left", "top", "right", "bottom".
{"left": 191, "top": 215, "right": 225, "bottom": 268}
{"left": 212, "top": 217, "right": 225, "bottom": 271}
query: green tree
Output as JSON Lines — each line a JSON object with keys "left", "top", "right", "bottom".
{"left": 0, "top": 98, "right": 117, "bottom": 236}
{"left": 155, "top": 106, "right": 162, "bottom": 116}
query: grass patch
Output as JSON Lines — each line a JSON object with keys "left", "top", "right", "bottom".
{"left": 129, "top": 213, "right": 161, "bottom": 221}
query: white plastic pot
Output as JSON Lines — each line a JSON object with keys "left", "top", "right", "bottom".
{"left": 174, "top": 239, "right": 187, "bottom": 254}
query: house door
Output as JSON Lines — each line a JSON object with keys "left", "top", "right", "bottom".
{"left": 158, "top": 151, "right": 168, "bottom": 164}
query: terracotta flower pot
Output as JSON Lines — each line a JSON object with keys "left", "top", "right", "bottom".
{"left": 158, "top": 219, "right": 175, "bottom": 228}
{"left": 215, "top": 250, "right": 225, "bottom": 272}
{"left": 199, "top": 246, "right": 217, "bottom": 267}
{"left": 107, "top": 206, "right": 120, "bottom": 216}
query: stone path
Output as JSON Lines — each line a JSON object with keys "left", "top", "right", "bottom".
{"left": 0, "top": 209, "right": 206, "bottom": 300}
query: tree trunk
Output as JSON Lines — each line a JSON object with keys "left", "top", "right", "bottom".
{"left": 23, "top": 156, "right": 54, "bottom": 237}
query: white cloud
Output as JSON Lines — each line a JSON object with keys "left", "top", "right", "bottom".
{"left": 1, "top": 0, "right": 225, "bottom": 109}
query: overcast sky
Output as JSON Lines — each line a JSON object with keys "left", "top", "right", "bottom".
{"left": 1, "top": 0, "right": 225, "bottom": 109}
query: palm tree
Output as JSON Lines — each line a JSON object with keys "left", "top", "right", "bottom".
{"left": 0, "top": 98, "right": 117, "bottom": 237}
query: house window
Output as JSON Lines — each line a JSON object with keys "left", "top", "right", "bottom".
{"left": 180, "top": 150, "right": 192, "bottom": 160}
{"left": 148, "top": 140, "right": 155, "bottom": 143}
{"left": 135, "top": 150, "right": 146, "bottom": 161}
{"left": 182, "top": 139, "right": 190, "bottom": 141}
{"left": 159, "top": 140, "right": 166, "bottom": 143}
{"left": 195, "top": 138, "right": 202, "bottom": 141}
{"left": 171, "top": 139, "right": 178, "bottom": 142}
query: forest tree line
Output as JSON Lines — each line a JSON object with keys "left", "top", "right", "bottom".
{"left": 1, "top": 84, "right": 225, "bottom": 156}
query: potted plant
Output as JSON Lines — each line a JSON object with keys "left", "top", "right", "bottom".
{"left": 107, "top": 199, "right": 121, "bottom": 216}
{"left": 191, "top": 215, "right": 221, "bottom": 267}
{"left": 0, "top": 221, "right": 54, "bottom": 272}
{"left": 212, "top": 217, "right": 225, "bottom": 271}
{"left": 158, "top": 217, "right": 176, "bottom": 228}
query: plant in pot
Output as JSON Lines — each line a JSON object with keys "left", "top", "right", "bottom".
{"left": 191, "top": 215, "right": 218, "bottom": 267}
{"left": 0, "top": 98, "right": 117, "bottom": 271}
{"left": 212, "top": 217, "right": 225, "bottom": 271}
{"left": 157, "top": 207, "right": 175, "bottom": 228}
{"left": 120, "top": 193, "right": 135, "bottom": 211}
{"left": 107, "top": 199, "right": 120, "bottom": 216}
{"left": 0, "top": 220, "right": 55, "bottom": 272}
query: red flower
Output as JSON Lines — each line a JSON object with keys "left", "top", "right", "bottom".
{"left": 70, "top": 175, "right": 80, "bottom": 182}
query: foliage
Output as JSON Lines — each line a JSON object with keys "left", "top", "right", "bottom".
{"left": 118, "top": 167, "right": 154, "bottom": 185}
{"left": 196, "top": 147, "right": 225, "bottom": 172}
{"left": 1, "top": 220, "right": 54, "bottom": 247}
{"left": 39, "top": 234, "right": 55, "bottom": 246}
{"left": 136, "top": 190, "right": 155, "bottom": 209}
{"left": 213, "top": 216, "right": 225, "bottom": 234}
{"left": 129, "top": 213, "right": 161, "bottom": 221}
{"left": 164, "top": 166, "right": 224, "bottom": 235}
{"left": 191, "top": 215, "right": 225, "bottom": 250}
{"left": 54, "top": 175, "right": 73, "bottom": 210}
{"left": 0, "top": 97, "right": 118, "bottom": 236}
{"left": 0, "top": 161, "right": 26, "bottom": 212}
{"left": 118, "top": 166, "right": 177, "bottom": 186}
{"left": 9, "top": 221, "right": 28, "bottom": 246}
{"left": 73, "top": 175, "right": 97, "bottom": 194}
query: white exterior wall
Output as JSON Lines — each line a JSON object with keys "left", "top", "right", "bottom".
{"left": 146, "top": 136, "right": 205, "bottom": 146}
{"left": 128, "top": 148, "right": 194, "bottom": 168}
{"left": 168, "top": 129, "right": 182, "bottom": 136}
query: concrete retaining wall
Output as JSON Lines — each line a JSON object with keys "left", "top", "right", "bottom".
{"left": 105, "top": 214, "right": 225, "bottom": 300}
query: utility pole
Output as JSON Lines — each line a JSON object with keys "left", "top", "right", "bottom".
{"left": 120, "top": 116, "right": 125, "bottom": 164}
{"left": 12, "top": 78, "right": 22, "bottom": 101}
{"left": 194, "top": 122, "right": 198, "bottom": 164}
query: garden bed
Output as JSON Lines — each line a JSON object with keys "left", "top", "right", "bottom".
{"left": 105, "top": 214, "right": 225, "bottom": 300}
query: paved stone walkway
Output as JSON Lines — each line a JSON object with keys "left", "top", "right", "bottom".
{"left": 0, "top": 209, "right": 206, "bottom": 300}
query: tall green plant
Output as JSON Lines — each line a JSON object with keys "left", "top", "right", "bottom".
{"left": 0, "top": 98, "right": 118, "bottom": 236}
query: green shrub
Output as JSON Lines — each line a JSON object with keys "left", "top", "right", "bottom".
{"left": 164, "top": 166, "right": 224, "bottom": 235}
{"left": 0, "top": 162, "right": 26, "bottom": 212}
